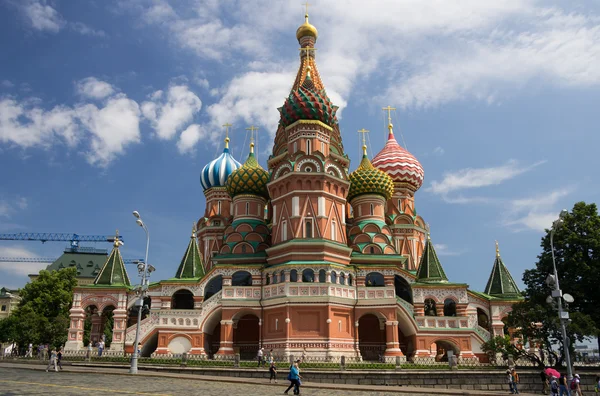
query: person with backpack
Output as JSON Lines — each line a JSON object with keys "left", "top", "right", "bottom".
{"left": 571, "top": 373, "right": 582, "bottom": 396}
{"left": 45, "top": 348, "right": 58, "bottom": 372}
{"left": 507, "top": 370, "right": 515, "bottom": 394}
{"left": 550, "top": 376, "right": 559, "bottom": 396}
{"left": 269, "top": 360, "right": 278, "bottom": 383}
{"left": 284, "top": 360, "right": 302, "bottom": 395}
{"left": 511, "top": 368, "right": 520, "bottom": 394}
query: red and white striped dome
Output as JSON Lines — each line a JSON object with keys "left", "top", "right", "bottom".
{"left": 372, "top": 126, "right": 424, "bottom": 192}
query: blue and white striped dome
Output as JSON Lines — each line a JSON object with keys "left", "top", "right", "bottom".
{"left": 200, "top": 139, "right": 242, "bottom": 190}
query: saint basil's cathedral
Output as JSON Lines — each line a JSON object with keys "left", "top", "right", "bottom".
{"left": 65, "top": 13, "right": 522, "bottom": 363}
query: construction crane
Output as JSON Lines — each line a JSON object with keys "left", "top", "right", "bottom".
{"left": 0, "top": 257, "right": 143, "bottom": 264}
{"left": 0, "top": 233, "right": 123, "bottom": 249}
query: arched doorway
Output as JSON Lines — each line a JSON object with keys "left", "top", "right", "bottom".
{"left": 433, "top": 340, "right": 460, "bottom": 362}
{"left": 101, "top": 305, "right": 115, "bottom": 348}
{"left": 205, "top": 275, "right": 223, "bottom": 301}
{"left": 358, "top": 314, "right": 385, "bottom": 361}
{"left": 365, "top": 272, "right": 384, "bottom": 287}
{"left": 172, "top": 289, "right": 194, "bottom": 309}
{"left": 394, "top": 275, "right": 412, "bottom": 304}
{"left": 83, "top": 305, "right": 98, "bottom": 347}
{"left": 233, "top": 314, "right": 260, "bottom": 359}
{"left": 127, "top": 296, "right": 151, "bottom": 327}
{"left": 202, "top": 309, "right": 222, "bottom": 358}
{"left": 141, "top": 331, "right": 158, "bottom": 357}
{"left": 232, "top": 271, "right": 252, "bottom": 286}
{"left": 477, "top": 308, "right": 489, "bottom": 330}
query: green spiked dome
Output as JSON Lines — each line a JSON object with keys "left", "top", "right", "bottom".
{"left": 226, "top": 143, "right": 270, "bottom": 199}
{"left": 93, "top": 233, "right": 131, "bottom": 287}
{"left": 416, "top": 234, "right": 448, "bottom": 283}
{"left": 484, "top": 242, "right": 521, "bottom": 298}
{"left": 174, "top": 228, "right": 205, "bottom": 279}
{"left": 348, "top": 146, "right": 395, "bottom": 202}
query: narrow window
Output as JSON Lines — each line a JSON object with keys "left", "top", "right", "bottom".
{"left": 245, "top": 202, "right": 249, "bottom": 215}
{"left": 241, "top": 245, "right": 247, "bottom": 253}
{"left": 305, "top": 219, "right": 313, "bottom": 238}
{"left": 275, "top": 318, "right": 278, "bottom": 331}
{"left": 370, "top": 203, "right": 374, "bottom": 216}
{"left": 282, "top": 220, "right": 288, "bottom": 241}
{"left": 338, "top": 320, "right": 342, "bottom": 332}
{"left": 331, "top": 221, "right": 336, "bottom": 240}
{"left": 321, "top": 141, "right": 325, "bottom": 153}
{"left": 218, "top": 200, "right": 222, "bottom": 215}
{"left": 306, "top": 139, "right": 311, "bottom": 155}
{"left": 293, "top": 142, "right": 297, "bottom": 153}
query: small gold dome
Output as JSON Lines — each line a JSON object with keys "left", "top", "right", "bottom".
{"left": 296, "top": 14, "right": 318, "bottom": 41}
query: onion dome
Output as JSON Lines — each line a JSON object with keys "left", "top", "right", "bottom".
{"left": 200, "top": 137, "right": 242, "bottom": 190}
{"left": 279, "top": 67, "right": 338, "bottom": 128}
{"left": 348, "top": 145, "right": 395, "bottom": 202}
{"left": 226, "top": 143, "right": 270, "bottom": 199}
{"left": 296, "top": 13, "right": 318, "bottom": 41}
{"left": 372, "top": 123, "right": 424, "bottom": 192}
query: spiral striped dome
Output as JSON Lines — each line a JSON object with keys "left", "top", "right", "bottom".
{"left": 200, "top": 139, "right": 242, "bottom": 191}
{"left": 372, "top": 127, "right": 424, "bottom": 192}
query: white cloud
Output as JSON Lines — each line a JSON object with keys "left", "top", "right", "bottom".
{"left": 433, "top": 146, "right": 445, "bottom": 156}
{"left": 142, "top": 85, "right": 202, "bottom": 140}
{"left": 76, "top": 95, "right": 142, "bottom": 166}
{"left": 434, "top": 243, "right": 466, "bottom": 257}
{"left": 23, "top": 0, "right": 64, "bottom": 33}
{"left": 428, "top": 159, "right": 545, "bottom": 196}
{"left": 504, "top": 188, "right": 573, "bottom": 231}
{"left": 69, "top": 22, "right": 106, "bottom": 37}
{"left": 1, "top": 80, "right": 15, "bottom": 88}
{"left": 76, "top": 77, "right": 115, "bottom": 100}
{"left": 0, "top": 246, "right": 46, "bottom": 276}
{"left": 177, "top": 124, "right": 205, "bottom": 154}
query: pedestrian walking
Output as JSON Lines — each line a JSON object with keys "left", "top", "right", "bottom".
{"left": 56, "top": 348, "right": 63, "bottom": 370}
{"left": 43, "top": 344, "right": 48, "bottom": 360}
{"left": 25, "top": 343, "right": 33, "bottom": 358}
{"left": 86, "top": 343, "right": 92, "bottom": 359}
{"left": 507, "top": 370, "right": 515, "bottom": 394}
{"left": 257, "top": 347, "right": 264, "bottom": 367}
{"left": 541, "top": 369, "right": 550, "bottom": 395}
{"left": 45, "top": 349, "right": 58, "bottom": 372}
{"left": 269, "top": 360, "right": 278, "bottom": 383}
{"left": 37, "top": 344, "right": 42, "bottom": 359}
{"left": 571, "top": 373, "right": 582, "bottom": 396}
{"left": 511, "top": 368, "right": 520, "bottom": 394}
{"left": 97, "top": 340, "right": 104, "bottom": 357}
{"left": 301, "top": 348, "right": 307, "bottom": 363}
{"left": 550, "top": 376, "right": 559, "bottom": 396}
{"left": 137, "top": 343, "right": 142, "bottom": 356}
{"left": 284, "top": 360, "right": 302, "bottom": 395}
{"left": 558, "top": 374, "right": 569, "bottom": 396}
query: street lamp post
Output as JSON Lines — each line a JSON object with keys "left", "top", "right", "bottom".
{"left": 130, "top": 210, "right": 150, "bottom": 375}
{"left": 549, "top": 209, "right": 573, "bottom": 382}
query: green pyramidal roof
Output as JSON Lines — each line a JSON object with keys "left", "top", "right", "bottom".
{"left": 174, "top": 229, "right": 205, "bottom": 279}
{"left": 484, "top": 244, "right": 521, "bottom": 298}
{"left": 416, "top": 236, "right": 448, "bottom": 283}
{"left": 94, "top": 236, "right": 130, "bottom": 287}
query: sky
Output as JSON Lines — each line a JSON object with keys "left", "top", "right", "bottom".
{"left": 1, "top": 0, "right": 600, "bottom": 295}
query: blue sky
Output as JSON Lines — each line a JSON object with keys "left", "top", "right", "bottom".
{"left": 1, "top": 0, "right": 600, "bottom": 295}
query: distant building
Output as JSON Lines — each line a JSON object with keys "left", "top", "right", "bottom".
{"left": 0, "top": 287, "right": 20, "bottom": 319}
{"left": 29, "top": 247, "right": 108, "bottom": 286}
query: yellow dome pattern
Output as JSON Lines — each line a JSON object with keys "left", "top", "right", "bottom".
{"left": 296, "top": 14, "right": 318, "bottom": 40}
{"left": 226, "top": 144, "right": 270, "bottom": 199}
{"left": 348, "top": 147, "right": 395, "bottom": 201}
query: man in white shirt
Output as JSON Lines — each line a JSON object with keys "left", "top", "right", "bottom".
{"left": 257, "top": 348, "right": 264, "bottom": 367}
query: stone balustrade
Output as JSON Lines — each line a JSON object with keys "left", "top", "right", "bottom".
{"left": 222, "top": 286, "right": 262, "bottom": 300}
{"left": 262, "top": 283, "right": 357, "bottom": 299}
{"left": 157, "top": 309, "right": 203, "bottom": 328}
{"left": 415, "top": 316, "right": 470, "bottom": 329}
{"left": 356, "top": 286, "right": 396, "bottom": 300}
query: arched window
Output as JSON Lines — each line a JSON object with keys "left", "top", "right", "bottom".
{"left": 293, "top": 141, "right": 297, "bottom": 153}
{"left": 290, "top": 269, "right": 298, "bottom": 282}
{"left": 321, "top": 141, "right": 324, "bottom": 153}
{"left": 394, "top": 275, "right": 413, "bottom": 304}
{"left": 477, "top": 308, "right": 489, "bottom": 329}
{"left": 348, "top": 274, "right": 353, "bottom": 286}
{"left": 204, "top": 275, "right": 223, "bottom": 301}
{"left": 280, "top": 270, "right": 285, "bottom": 283}
{"left": 273, "top": 272, "right": 278, "bottom": 284}
{"left": 306, "top": 139, "right": 311, "bottom": 155}
{"left": 241, "top": 244, "right": 247, "bottom": 254}
{"left": 302, "top": 269, "right": 314, "bottom": 283}
{"left": 318, "top": 269, "right": 326, "bottom": 283}
{"left": 369, "top": 246, "right": 375, "bottom": 254}
{"left": 305, "top": 220, "right": 313, "bottom": 238}
{"left": 330, "top": 271, "right": 337, "bottom": 284}
{"left": 424, "top": 298, "right": 437, "bottom": 316}
{"left": 171, "top": 289, "right": 194, "bottom": 309}
{"left": 281, "top": 220, "right": 288, "bottom": 241}
{"left": 370, "top": 203, "right": 374, "bottom": 215}
{"left": 331, "top": 221, "right": 336, "bottom": 240}
{"left": 365, "top": 272, "right": 384, "bottom": 287}
{"left": 443, "top": 298, "right": 457, "bottom": 317}
{"left": 340, "top": 273, "right": 346, "bottom": 285}
{"left": 232, "top": 271, "right": 252, "bottom": 286}
{"left": 217, "top": 200, "right": 222, "bottom": 215}
{"left": 245, "top": 202, "right": 249, "bottom": 215}
{"left": 266, "top": 274, "right": 271, "bottom": 285}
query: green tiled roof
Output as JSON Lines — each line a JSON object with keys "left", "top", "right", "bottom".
{"left": 93, "top": 237, "right": 130, "bottom": 287}
{"left": 45, "top": 249, "right": 108, "bottom": 278}
{"left": 416, "top": 236, "right": 448, "bottom": 283}
{"left": 174, "top": 229, "right": 205, "bottom": 279}
{"left": 484, "top": 245, "right": 521, "bottom": 298}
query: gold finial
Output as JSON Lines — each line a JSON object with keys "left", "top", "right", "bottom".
{"left": 358, "top": 128, "right": 369, "bottom": 155}
{"left": 303, "top": 1, "right": 310, "bottom": 17}
{"left": 192, "top": 223, "right": 196, "bottom": 238}
{"left": 246, "top": 125, "right": 258, "bottom": 154}
{"left": 114, "top": 230, "right": 120, "bottom": 247}
{"left": 495, "top": 240, "right": 500, "bottom": 257}
{"left": 223, "top": 123, "right": 232, "bottom": 148}
{"left": 382, "top": 106, "right": 396, "bottom": 135}
{"left": 425, "top": 223, "right": 431, "bottom": 240}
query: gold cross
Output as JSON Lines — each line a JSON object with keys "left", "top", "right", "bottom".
{"left": 246, "top": 125, "right": 259, "bottom": 144}
{"left": 382, "top": 106, "right": 396, "bottom": 125}
{"left": 495, "top": 240, "right": 500, "bottom": 257}
{"left": 303, "top": 1, "right": 311, "bottom": 15}
{"left": 222, "top": 123, "right": 232, "bottom": 139}
{"left": 357, "top": 128, "right": 370, "bottom": 146}
{"left": 299, "top": 47, "right": 316, "bottom": 58}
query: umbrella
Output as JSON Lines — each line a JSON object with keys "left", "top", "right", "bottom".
{"left": 545, "top": 368, "right": 561, "bottom": 378}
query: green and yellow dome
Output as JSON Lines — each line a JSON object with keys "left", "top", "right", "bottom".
{"left": 226, "top": 143, "right": 270, "bottom": 199}
{"left": 348, "top": 146, "right": 395, "bottom": 201}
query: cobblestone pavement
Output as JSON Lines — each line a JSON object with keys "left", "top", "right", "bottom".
{"left": 0, "top": 367, "right": 401, "bottom": 396}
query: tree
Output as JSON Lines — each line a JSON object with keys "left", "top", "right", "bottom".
{"left": 0, "top": 267, "right": 77, "bottom": 350}
{"left": 507, "top": 202, "right": 600, "bottom": 366}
